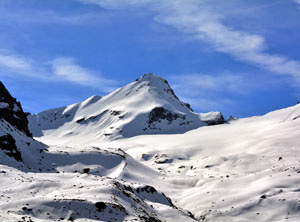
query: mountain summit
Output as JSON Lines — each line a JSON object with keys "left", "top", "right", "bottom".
{"left": 28, "top": 74, "right": 224, "bottom": 144}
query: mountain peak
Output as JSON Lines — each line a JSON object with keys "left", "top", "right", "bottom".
{"left": 136, "top": 73, "right": 169, "bottom": 85}
{"left": 28, "top": 75, "right": 225, "bottom": 142}
{"left": 133, "top": 73, "right": 181, "bottom": 103}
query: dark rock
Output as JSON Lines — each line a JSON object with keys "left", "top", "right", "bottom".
{"left": 164, "top": 88, "right": 180, "bottom": 101}
{"left": 110, "top": 110, "right": 121, "bottom": 116}
{"left": 203, "top": 113, "right": 225, "bottom": 126}
{"left": 22, "top": 207, "right": 32, "bottom": 212}
{"left": 226, "top": 115, "right": 238, "bottom": 122}
{"left": 76, "top": 118, "right": 85, "bottom": 123}
{"left": 154, "top": 158, "right": 173, "bottom": 164}
{"left": 0, "top": 134, "right": 22, "bottom": 162}
{"left": 0, "top": 81, "right": 32, "bottom": 137}
{"left": 142, "top": 153, "right": 151, "bottom": 161}
{"left": 137, "top": 185, "right": 157, "bottom": 194}
{"left": 83, "top": 168, "right": 90, "bottom": 174}
{"left": 148, "top": 107, "right": 185, "bottom": 125}
{"left": 260, "top": 194, "right": 267, "bottom": 199}
{"left": 183, "top": 103, "right": 194, "bottom": 112}
{"left": 139, "top": 216, "right": 161, "bottom": 222}
{"left": 95, "top": 202, "right": 106, "bottom": 211}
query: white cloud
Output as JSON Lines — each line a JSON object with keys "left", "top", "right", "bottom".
{"left": 0, "top": 50, "right": 118, "bottom": 92}
{"left": 76, "top": 0, "right": 300, "bottom": 85}
{"left": 170, "top": 73, "right": 244, "bottom": 94}
{"left": 51, "top": 57, "right": 101, "bottom": 86}
{"left": 51, "top": 57, "right": 117, "bottom": 92}
{"left": 295, "top": 0, "right": 300, "bottom": 5}
{"left": 0, "top": 50, "right": 33, "bottom": 71}
{"left": 0, "top": 50, "right": 46, "bottom": 79}
{"left": 0, "top": 52, "right": 31, "bottom": 70}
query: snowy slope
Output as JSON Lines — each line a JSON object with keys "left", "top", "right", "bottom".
{"left": 0, "top": 120, "right": 196, "bottom": 222}
{"left": 0, "top": 119, "right": 48, "bottom": 170}
{"left": 0, "top": 144, "right": 197, "bottom": 222}
{"left": 33, "top": 102, "right": 300, "bottom": 221}
{"left": 97, "top": 103, "right": 300, "bottom": 222}
{"left": 28, "top": 74, "right": 224, "bottom": 143}
{"left": 0, "top": 80, "right": 198, "bottom": 222}
{"left": 28, "top": 81, "right": 300, "bottom": 222}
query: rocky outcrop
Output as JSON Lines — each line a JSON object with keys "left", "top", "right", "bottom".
{"left": 199, "top": 111, "right": 225, "bottom": 126}
{"left": 203, "top": 114, "right": 225, "bottom": 125}
{"left": 148, "top": 107, "right": 186, "bottom": 125}
{"left": 0, "top": 81, "right": 32, "bottom": 137}
{"left": 0, "top": 134, "right": 22, "bottom": 162}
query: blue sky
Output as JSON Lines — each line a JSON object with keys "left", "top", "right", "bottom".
{"left": 1, "top": 0, "right": 300, "bottom": 118}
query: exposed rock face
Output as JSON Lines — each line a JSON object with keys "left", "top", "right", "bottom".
{"left": 148, "top": 107, "right": 186, "bottom": 125}
{"left": 203, "top": 114, "right": 225, "bottom": 125}
{"left": 226, "top": 115, "right": 238, "bottom": 122}
{"left": 0, "top": 134, "right": 22, "bottom": 162}
{"left": 0, "top": 81, "right": 32, "bottom": 137}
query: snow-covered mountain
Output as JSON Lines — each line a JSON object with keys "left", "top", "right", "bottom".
{"left": 0, "top": 81, "right": 197, "bottom": 221}
{"left": 3, "top": 77, "right": 300, "bottom": 221}
{"left": 28, "top": 74, "right": 224, "bottom": 143}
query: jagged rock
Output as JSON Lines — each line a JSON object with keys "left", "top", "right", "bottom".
{"left": 227, "top": 115, "right": 238, "bottom": 122}
{"left": 0, "top": 81, "right": 32, "bottom": 137}
{"left": 0, "top": 134, "right": 22, "bottom": 162}
{"left": 199, "top": 111, "right": 225, "bottom": 125}
{"left": 148, "top": 107, "right": 186, "bottom": 125}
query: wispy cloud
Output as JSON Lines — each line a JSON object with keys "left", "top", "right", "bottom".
{"left": 295, "top": 0, "right": 300, "bottom": 5}
{"left": 0, "top": 50, "right": 45, "bottom": 79}
{"left": 0, "top": 51, "right": 32, "bottom": 70}
{"left": 170, "top": 73, "right": 244, "bottom": 93}
{"left": 168, "top": 71, "right": 282, "bottom": 113}
{"left": 0, "top": 6, "right": 112, "bottom": 26}
{"left": 169, "top": 73, "right": 244, "bottom": 112}
{"left": 76, "top": 0, "right": 152, "bottom": 9}
{"left": 51, "top": 57, "right": 117, "bottom": 92}
{"left": 0, "top": 50, "right": 118, "bottom": 92}
{"left": 76, "top": 0, "right": 300, "bottom": 86}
